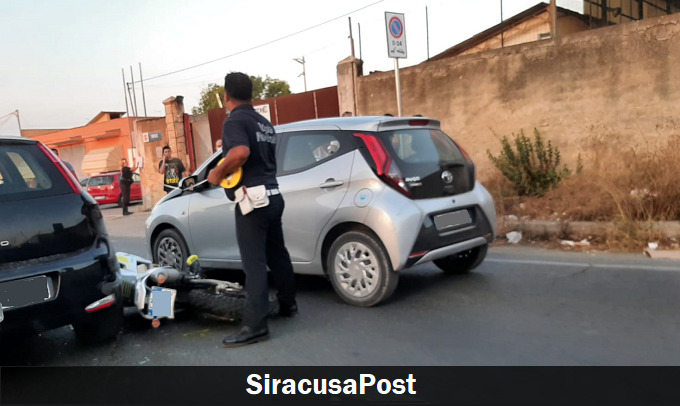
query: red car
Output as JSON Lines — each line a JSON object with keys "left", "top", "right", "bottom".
{"left": 85, "top": 171, "right": 142, "bottom": 206}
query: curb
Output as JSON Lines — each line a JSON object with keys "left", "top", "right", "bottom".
{"left": 500, "top": 219, "right": 680, "bottom": 243}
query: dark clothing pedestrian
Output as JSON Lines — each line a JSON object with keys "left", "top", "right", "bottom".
{"left": 208, "top": 74, "right": 297, "bottom": 347}
{"left": 223, "top": 104, "right": 297, "bottom": 332}
{"left": 235, "top": 193, "right": 296, "bottom": 328}
{"left": 158, "top": 157, "right": 186, "bottom": 193}
{"left": 221, "top": 104, "right": 278, "bottom": 200}
{"left": 120, "top": 166, "right": 133, "bottom": 215}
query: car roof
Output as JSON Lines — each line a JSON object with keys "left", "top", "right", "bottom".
{"left": 0, "top": 135, "right": 37, "bottom": 144}
{"left": 274, "top": 116, "right": 441, "bottom": 134}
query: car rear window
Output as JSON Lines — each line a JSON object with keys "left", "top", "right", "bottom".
{"left": 0, "top": 143, "right": 73, "bottom": 202}
{"left": 88, "top": 175, "right": 115, "bottom": 186}
{"left": 380, "top": 129, "right": 465, "bottom": 164}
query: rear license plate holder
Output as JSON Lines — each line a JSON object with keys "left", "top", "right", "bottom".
{"left": 0, "top": 276, "right": 54, "bottom": 310}
{"left": 434, "top": 209, "right": 472, "bottom": 231}
{"left": 149, "top": 287, "right": 177, "bottom": 319}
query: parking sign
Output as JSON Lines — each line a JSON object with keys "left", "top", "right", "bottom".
{"left": 385, "top": 12, "right": 407, "bottom": 59}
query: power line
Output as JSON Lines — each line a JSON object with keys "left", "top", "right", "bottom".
{"left": 137, "top": 0, "right": 384, "bottom": 84}
{"left": 0, "top": 111, "right": 17, "bottom": 121}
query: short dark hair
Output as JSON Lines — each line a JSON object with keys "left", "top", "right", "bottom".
{"left": 224, "top": 72, "right": 253, "bottom": 102}
{"left": 163, "top": 145, "right": 171, "bottom": 152}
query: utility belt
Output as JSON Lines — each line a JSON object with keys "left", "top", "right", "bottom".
{"left": 234, "top": 185, "right": 279, "bottom": 215}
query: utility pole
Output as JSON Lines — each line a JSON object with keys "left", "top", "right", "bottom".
{"left": 348, "top": 17, "right": 355, "bottom": 58}
{"left": 130, "top": 66, "right": 139, "bottom": 118}
{"left": 121, "top": 68, "right": 130, "bottom": 119}
{"left": 358, "top": 23, "right": 363, "bottom": 60}
{"left": 293, "top": 56, "right": 307, "bottom": 92}
{"left": 139, "top": 63, "right": 148, "bottom": 117}
{"left": 126, "top": 84, "right": 137, "bottom": 117}
{"left": 426, "top": 6, "right": 430, "bottom": 60}
{"left": 14, "top": 110, "right": 22, "bottom": 135}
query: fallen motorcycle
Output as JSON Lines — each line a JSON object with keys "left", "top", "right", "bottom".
{"left": 117, "top": 252, "right": 253, "bottom": 327}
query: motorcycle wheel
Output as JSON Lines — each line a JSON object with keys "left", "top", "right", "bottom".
{"left": 187, "top": 290, "right": 281, "bottom": 323}
{"left": 187, "top": 289, "right": 247, "bottom": 322}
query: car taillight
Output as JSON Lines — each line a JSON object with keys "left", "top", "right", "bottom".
{"left": 38, "top": 142, "right": 82, "bottom": 193}
{"left": 109, "top": 185, "right": 115, "bottom": 190}
{"left": 353, "top": 133, "right": 411, "bottom": 197}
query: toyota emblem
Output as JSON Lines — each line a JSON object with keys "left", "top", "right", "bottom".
{"left": 441, "top": 171, "right": 453, "bottom": 184}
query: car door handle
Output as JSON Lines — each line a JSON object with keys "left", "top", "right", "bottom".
{"left": 320, "top": 179, "right": 343, "bottom": 188}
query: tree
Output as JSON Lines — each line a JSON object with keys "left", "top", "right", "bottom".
{"left": 191, "top": 75, "right": 291, "bottom": 115}
{"left": 191, "top": 83, "right": 224, "bottom": 115}
{"left": 250, "top": 75, "right": 291, "bottom": 101}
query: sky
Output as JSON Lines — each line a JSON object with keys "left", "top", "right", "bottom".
{"left": 0, "top": 0, "right": 583, "bottom": 135}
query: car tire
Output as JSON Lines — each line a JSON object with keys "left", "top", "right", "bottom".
{"left": 327, "top": 231, "right": 398, "bottom": 307}
{"left": 72, "top": 300, "right": 124, "bottom": 344}
{"left": 433, "top": 244, "right": 488, "bottom": 274}
{"left": 153, "top": 228, "right": 190, "bottom": 271}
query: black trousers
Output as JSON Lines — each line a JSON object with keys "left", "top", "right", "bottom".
{"left": 121, "top": 185, "right": 131, "bottom": 213}
{"left": 235, "top": 194, "right": 296, "bottom": 329}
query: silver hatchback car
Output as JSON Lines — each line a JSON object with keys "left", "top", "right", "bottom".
{"left": 145, "top": 116, "right": 497, "bottom": 306}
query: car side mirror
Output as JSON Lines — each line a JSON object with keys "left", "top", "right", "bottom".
{"left": 179, "top": 175, "right": 198, "bottom": 192}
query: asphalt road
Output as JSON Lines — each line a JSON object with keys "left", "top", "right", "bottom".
{"left": 2, "top": 204, "right": 679, "bottom": 366}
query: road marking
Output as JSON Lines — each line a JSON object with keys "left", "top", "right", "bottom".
{"left": 486, "top": 258, "right": 680, "bottom": 272}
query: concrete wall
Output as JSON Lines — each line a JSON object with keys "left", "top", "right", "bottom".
{"left": 134, "top": 117, "right": 167, "bottom": 210}
{"left": 190, "top": 114, "right": 214, "bottom": 165}
{"left": 352, "top": 13, "right": 680, "bottom": 178}
{"left": 337, "top": 56, "right": 363, "bottom": 116}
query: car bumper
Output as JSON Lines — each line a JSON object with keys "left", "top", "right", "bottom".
{"left": 0, "top": 241, "right": 122, "bottom": 334}
{"left": 90, "top": 194, "right": 118, "bottom": 205}
{"left": 366, "top": 181, "right": 497, "bottom": 270}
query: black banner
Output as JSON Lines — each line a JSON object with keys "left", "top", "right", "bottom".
{"left": 2, "top": 366, "right": 679, "bottom": 405}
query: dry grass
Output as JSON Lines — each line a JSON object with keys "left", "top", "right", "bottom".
{"left": 481, "top": 134, "right": 680, "bottom": 251}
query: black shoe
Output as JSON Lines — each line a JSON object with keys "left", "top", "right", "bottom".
{"left": 222, "top": 326, "right": 269, "bottom": 348}
{"left": 123, "top": 211, "right": 132, "bottom": 216}
{"left": 278, "top": 303, "right": 298, "bottom": 318}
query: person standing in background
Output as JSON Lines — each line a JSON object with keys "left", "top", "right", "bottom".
{"left": 157, "top": 146, "right": 187, "bottom": 193}
{"left": 51, "top": 148, "right": 77, "bottom": 179}
{"left": 120, "top": 158, "right": 135, "bottom": 215}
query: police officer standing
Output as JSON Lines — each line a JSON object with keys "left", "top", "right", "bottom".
{"left": 207, "top": 72, "right": 297, "bottom": 347}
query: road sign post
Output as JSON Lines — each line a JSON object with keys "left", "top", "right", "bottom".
{"left": 385, "top": 12, "right": 407, "bottom": 117}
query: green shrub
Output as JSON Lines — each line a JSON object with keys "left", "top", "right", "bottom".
{"left": 487, "top": 129, "right": 571, "bottom": 197}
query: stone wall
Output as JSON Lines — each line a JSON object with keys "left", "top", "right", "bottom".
{"left": 352, "top": 13, "right": 680, "bottom": 178}
{"left": 134, "top": 117, "right": 167, "bottom": 210}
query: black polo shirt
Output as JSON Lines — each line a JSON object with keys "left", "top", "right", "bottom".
{"left": 222, "top": 104, "right": 279, "bottom": 200}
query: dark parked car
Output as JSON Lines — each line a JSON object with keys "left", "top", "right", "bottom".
{"left": 0, "top": 136, "right": 124, "bottom": 342}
